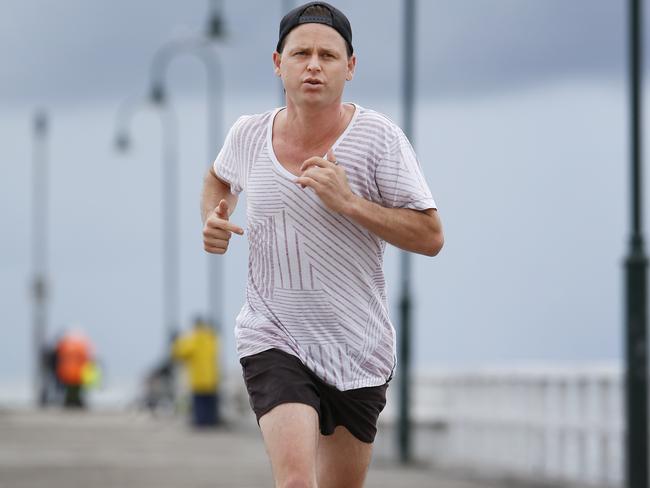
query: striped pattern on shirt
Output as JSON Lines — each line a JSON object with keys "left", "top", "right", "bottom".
{"left": 214, "top": 103, "right": 436, "bottom": 391}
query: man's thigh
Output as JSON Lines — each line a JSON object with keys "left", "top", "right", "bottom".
{"left": 317, "top": 426, "right": 373, "bottom": 488}
{"left": 259, "top": 402, "right": 320, "bottom": 487}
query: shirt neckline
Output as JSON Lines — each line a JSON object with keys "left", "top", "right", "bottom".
{"left": 266, "top": 103, "right": 361, "bottom": 180}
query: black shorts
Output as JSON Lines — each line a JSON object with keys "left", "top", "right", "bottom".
{"left": 240, "top": 348, "right": 388, "bottom": 444}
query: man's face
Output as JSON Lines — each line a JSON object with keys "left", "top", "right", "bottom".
{"left": 274, "top": 23, "right": 356, "bottom": 108}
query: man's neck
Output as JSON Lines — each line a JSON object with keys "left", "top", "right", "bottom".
{"left": 281, "top": 100, "right": 348, "bottom": 150}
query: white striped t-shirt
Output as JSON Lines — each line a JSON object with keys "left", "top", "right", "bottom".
{"left": 214, "top": 103, "right": 436, "bottom": 391}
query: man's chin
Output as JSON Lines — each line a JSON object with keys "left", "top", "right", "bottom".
{"left": 294, "top": 93, "right": 336, "bottom": 108}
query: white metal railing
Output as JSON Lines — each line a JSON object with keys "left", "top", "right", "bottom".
{"left": 375, "top": 363, "right": 623, "bottom": 487}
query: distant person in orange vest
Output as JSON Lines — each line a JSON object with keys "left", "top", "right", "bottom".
{"left": 172, "top": 317, "right": 219, "bottom": 426}
{"left": 56, "top": 331, "right": 92, "bottom": 408}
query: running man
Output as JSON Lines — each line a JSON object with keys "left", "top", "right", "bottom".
{"left": 200, "top": 2, "right": 443, "bottom": 486}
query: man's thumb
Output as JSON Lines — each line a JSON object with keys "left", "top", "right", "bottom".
{"left": 215, "top": 199, "right": 229, "bottom": 219}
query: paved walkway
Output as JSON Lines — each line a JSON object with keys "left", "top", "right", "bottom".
{"left": 0, "top": 409, "right": 509, "bottom": 488}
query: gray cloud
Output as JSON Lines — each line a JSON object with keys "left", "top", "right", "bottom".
{"left": 0, "top": 0, "right": 630, "bottom": 106}
{"left": 420, "top": 0, "right": 625, "bottom": 96}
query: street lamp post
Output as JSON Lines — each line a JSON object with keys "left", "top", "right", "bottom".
{"left": 149, "top": 33, "right": 224, "bottom": 339}
{"left": 147, "top": 6, "right": 225, "bottom": 422}
{"left": 626, "top": 1, "right": 648, "bottom": 487}
{"left": 114, "top": 96, "right": 181, "bottom": 347}
{"left": 397, "top": 0, "right": 415, "bottom": 464}
{"left": 32, "top": 110, "right": 49, "bottom": 407}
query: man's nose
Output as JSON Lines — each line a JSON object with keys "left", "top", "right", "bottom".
{"left": 306, "top": 54, "right": 321, "bottom": 71}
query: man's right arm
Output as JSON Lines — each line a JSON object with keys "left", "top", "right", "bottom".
{"left": 201, "top": 167, "right": 238, "bottom": 223}
{"left": 201, "top": 167, "right": 244, "bottom": 255}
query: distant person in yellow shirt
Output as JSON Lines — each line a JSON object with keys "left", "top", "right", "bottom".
{"left": 172, "top": 317, "right": 219, "bottom": 426}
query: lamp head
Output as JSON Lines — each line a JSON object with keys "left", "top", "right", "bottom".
{"left": 34, "top": 110, "right": 48, "bottom": 134}
{"left": 206, "top": 0, "right": 226, "bottom": 40}
{"left": 114, "top": 131, "right": 131, "bottom": 153}
{"left": 150, "top": 83, "right": 166, "bottom": 105}
{"left": 207, "top": 13, "right": 225, "bottom": 39}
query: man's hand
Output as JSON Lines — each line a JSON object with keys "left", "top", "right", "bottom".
{"left": 202, "top": 199, "right": 244, "bottom": 255}
{"left": 294, "top": 149, "right": 356, "bottom": 214}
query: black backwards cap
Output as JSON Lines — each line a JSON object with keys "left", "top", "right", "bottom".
{"left": 277, "top": 2, "right": 353, "bottom": 55}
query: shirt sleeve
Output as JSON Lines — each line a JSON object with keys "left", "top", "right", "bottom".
{"left": 212, "top": 116, "right": 248, "bottom": 195}
{"left": 374, "top": 126, "right": 437, "bottom": 211}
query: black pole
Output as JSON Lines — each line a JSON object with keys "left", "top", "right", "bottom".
{"left": 626, "top": 1, "right": 648, "bottom": 487}
{"left": 115, "top": 97, "right": 182, "bottom": 410}
{"left": 204, "top": 1, "right": 226, "bottom": 338}
{"left": 115, "top": 96, "right": 180, "bottom": 353}
{"left": 398, "top": 0, "right": 415, "bottom": 465}
{"left": 149, "top": 26, "right": 225, "bottom": 424}
{"left": 158, "top": 100, "right": 181, "bottom": 347}
{"left": 32, "top": 110, "right": 49, "bottom": 407}
{"left": 151, "top": 39, "right": 224, "bottom": 338}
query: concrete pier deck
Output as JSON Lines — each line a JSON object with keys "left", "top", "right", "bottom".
{"left": 0, "top": 409, "right": 515, "bottom": 488}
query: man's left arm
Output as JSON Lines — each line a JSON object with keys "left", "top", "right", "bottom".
{"left": 296, "top": 151, "right": 444, "bottom": 257}
{"left": 345, "top": 196, "right": 443, "bottom": 256}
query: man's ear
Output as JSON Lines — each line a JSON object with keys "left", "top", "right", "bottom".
{"left": 346, "top": 54, "right": 357, "bottom": 81}
{"left": 273, "top": 51, "right": 282, "bottom": 77}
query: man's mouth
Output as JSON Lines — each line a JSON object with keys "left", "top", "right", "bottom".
{"left": 303, "top": 78, "right": 323, "bottom": 85}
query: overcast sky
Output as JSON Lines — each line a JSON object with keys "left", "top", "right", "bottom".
{"left": 0, "top": 0, "right": 642, "bottom": 404}
{"left": 0, "top": 0, "right": 628, "bottom": 105}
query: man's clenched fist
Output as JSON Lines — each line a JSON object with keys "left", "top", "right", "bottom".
{"left": 202, "top": 199, "right": 244, "bottom": 254}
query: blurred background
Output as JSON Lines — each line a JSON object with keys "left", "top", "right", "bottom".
{"left": 0, "top": 1, "right": 643, "bottom": 487}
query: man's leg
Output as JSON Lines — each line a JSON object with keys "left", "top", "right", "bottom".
{"left": 259, "top": 403, "right": 320, "bottom": 488}
{"left": 316, "top": 426, "right": 373, "bottom": 488}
